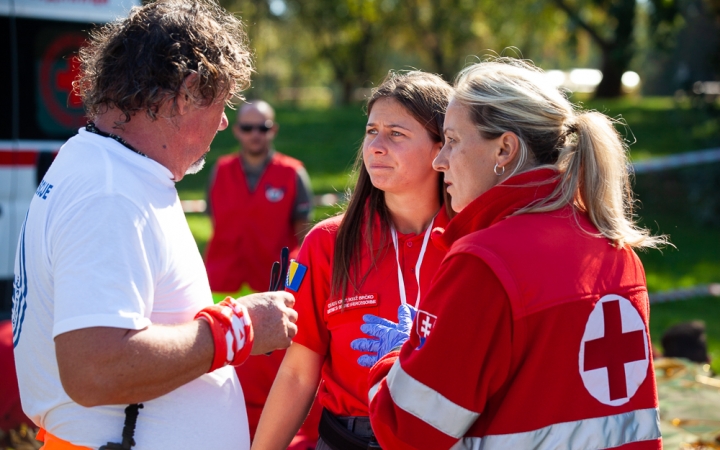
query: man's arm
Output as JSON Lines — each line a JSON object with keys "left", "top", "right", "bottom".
{"left": 56, "top": 320, "right": 213, "bottom": 407}
{"left": 56, "top": 291, "right": 297, "bottom": 407}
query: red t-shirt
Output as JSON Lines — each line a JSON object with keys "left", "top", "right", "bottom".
{"left": 289, "top": 207, "right": 450, "bottom": 416}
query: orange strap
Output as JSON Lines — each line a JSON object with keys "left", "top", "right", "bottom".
{"left": 38, "top": 428, "right": 92, "bottom": 450}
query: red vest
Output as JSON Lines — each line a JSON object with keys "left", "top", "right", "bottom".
{"left": 368, "top": 169, "right": 661, "bottom": 449}
{"left": 205, "top": 153, "right": 303, "bottom": 293}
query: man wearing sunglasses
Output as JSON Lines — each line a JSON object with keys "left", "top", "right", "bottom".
{"left": 204, "top": 100, "right": 317, "bottom": 447}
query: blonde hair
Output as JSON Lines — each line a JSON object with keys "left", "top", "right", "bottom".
{"left": 453, "top": 58, "right": 668, "bottom": 249}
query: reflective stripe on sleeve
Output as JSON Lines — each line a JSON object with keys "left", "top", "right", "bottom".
{"left": 368, "top": 380, "right": 382, "bottom": 403}
{"left": 449, "top": 407, "right": 661, "bottom": 450}
{"left": 376, "top": 359, "right": 480, "bottom": 439}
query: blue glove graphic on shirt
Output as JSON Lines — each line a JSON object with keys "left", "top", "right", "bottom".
{"left": 350, "top": 304, "right": 416, "bottom": 368}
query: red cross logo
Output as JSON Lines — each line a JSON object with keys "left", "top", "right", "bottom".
{"left": 39, "top": 33, "right": 88, "bottom": 130}
{"left": 55, "top": 55, "right": 83, "bottom": 107}
{"left": 579, "top": 294, "right": 649, "bottom": 406}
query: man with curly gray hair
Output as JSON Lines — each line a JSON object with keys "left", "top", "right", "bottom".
{"left": 11, "top": 1, "right": 297, "bottom": 449}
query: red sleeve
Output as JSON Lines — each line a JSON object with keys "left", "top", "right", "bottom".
{"left": 288, "top": 220, "right": 337, "bottom": 356}
{"left": 368, "top": 253, "right": 513, "bottom": 449}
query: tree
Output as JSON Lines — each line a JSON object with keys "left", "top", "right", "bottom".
{"left": 394, "top": 0, "right": 577, "bottom": 82}
{"left": 397, "top": 0, "right": 488, "bottom": 79}
{"left": 283, "top": 0, "right": 389, "bottom": 104}
{"left": 552, "top": 0, "right": 636, "bottom": 98}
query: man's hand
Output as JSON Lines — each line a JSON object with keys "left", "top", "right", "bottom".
{"left": 350, "top": 304, "right": 415, "bottom": 368}
{"left": 237, "top": 291, "right": 298, "bottom": 356}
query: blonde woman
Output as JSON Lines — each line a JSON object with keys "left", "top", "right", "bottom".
{"left": 357, "top": 59, "right": 665, "bottom": 449}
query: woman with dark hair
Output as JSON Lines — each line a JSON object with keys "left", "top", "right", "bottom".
{"left": 252, "top": 71, "right": 453, "bottom": 450}
{"left": 358, "top": 58, "right": 666, "bottom": 449}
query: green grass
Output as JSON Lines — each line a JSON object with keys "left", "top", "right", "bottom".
{"left": 639, "top": 225, "right": 720, "bottom": 293}
{"left": 581, "top": 97, "right": 720, "bottom": 161}
{"left": 185, "top": 214, "right": 212, "bottom": 255}
{"left": 632, "top": 162, "right": 720, "bottom": 292}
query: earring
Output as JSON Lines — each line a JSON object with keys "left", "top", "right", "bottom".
{"left": 494, "top": 163, "right": 505, "bottom": 176}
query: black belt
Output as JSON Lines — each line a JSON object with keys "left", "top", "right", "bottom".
{"left": 318, "top": 408, "right": 381, "bottom": 450}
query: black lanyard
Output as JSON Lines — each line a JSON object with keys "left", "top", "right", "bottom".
{"left": 85, "top": 122, "right": 148, "bottom": 158}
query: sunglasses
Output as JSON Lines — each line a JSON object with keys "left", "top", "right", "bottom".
{"left": 236, "top": 122, "right": 273, "bottom": 133}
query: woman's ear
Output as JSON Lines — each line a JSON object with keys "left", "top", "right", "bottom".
{"left": 496, "top": 131, "right": 520, "bottom": 168}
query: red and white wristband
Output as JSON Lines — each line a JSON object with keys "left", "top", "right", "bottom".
{"left": 195, "top": 297, "right": 254, "bottom": 372}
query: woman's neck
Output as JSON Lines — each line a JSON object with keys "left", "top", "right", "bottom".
{"left": 385, "top": 191, "right": 441, "bottom": 235}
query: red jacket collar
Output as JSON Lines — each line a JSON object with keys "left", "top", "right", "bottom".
{"left": 432, "top": 168, "right": 560, "bottom": 251}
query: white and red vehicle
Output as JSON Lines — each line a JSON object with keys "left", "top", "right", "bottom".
{"left": 0, "top": 0, "right": 138, "bottom": 318}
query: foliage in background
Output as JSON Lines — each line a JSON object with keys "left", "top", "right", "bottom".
{"left": 217, "top": 0, "right": 718, "bottom": 102}
{"left": 282, "top": 0, "right": 391, "bottom": 104}
{"left": 640, "top": 0, "right": 720, "bottom": 95}
{"left": 551, "top": 0, "right": 636, "bottom": 97}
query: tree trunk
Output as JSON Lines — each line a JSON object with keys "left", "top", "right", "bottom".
{"left": 595, "top": 0, "right": 635, "bottom": 98}
{"left": 595, "top": 49, "right": 626, "bottom": 98}
{"left": 552, "top": 0, "right": 635, "bottom": 99}
{"left": 341, "top": 80, "right": 354, "bottom": 105}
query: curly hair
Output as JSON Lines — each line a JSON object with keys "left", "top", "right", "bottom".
{"left": 75, "top": 0, "right": 253, "bottom": 124}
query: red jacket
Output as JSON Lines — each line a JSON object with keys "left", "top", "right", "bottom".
{"left": 367, "top": 168, "right": 661, "bottom": 449}
{"left": 205, "top": 152, "right": 303, "bottom": 293}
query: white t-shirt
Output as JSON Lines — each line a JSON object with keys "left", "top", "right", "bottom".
{"left": 11, "top": 129, "right": 249, "bottom": 449}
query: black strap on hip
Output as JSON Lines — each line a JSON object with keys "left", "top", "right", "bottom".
{"left": 318, "top": 408, "right": 381, "bottom": 450}
{"left": 99, "top": 403, "right": 143, "bottom": 450}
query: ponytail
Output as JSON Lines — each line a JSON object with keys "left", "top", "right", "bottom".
{"left": 455, "top": 58, "right": 669, "bottom": 250}
{"left": 524, "top": 112, "right": 669, "bottom": 249}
